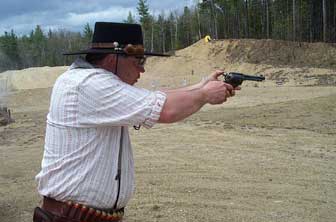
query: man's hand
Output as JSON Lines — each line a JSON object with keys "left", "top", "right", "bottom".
{"left": 158, "top": 70, "right": 241, "bottom": 123}
{"left": 200, "top": 70, "right": 225, "bottom": 86}
{"left": 201, "top": 80, "right": 238, "bottom": 105}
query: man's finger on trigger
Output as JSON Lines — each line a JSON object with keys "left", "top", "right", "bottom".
{"left": 227, "top": 89, "right": 234, "bottom": 97}
{"left": 223, "top": 82, "right": 234, "bottom": 91}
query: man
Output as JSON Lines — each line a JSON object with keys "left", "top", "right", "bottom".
{"left": 34, "top": 22, "right": 238, "bottom": 222}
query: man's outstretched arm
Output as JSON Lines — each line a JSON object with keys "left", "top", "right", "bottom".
{"left": 158, "top": 71, "right": 237, "bottom": 123}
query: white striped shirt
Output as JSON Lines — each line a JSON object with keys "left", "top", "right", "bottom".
{"left": 35, "top": 58, "right": 166, "bottom": 209}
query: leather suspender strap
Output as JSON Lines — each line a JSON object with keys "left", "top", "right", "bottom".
{"left": 113, "top": 126, "right": 123, "bottom": 209}
{"left": 115, "top": 54, "right": 119, "bottom": 75}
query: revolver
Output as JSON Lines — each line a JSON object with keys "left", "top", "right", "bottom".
{"left": 223, "top": 72, "right": 265, "bottom": 87}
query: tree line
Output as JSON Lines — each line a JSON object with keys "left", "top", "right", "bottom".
{"left": 0, "top": 24, "right": 93, "bottom": 72}
{"left": 0, "top": 0, "right": 335, "bottom": 72}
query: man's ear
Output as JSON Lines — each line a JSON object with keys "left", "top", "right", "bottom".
{"left": 100, "top": 54, "right": 116, "bottom": 70}
{"left": 106, "top": 54, "right": 120, "bottom": 75}
{"left": 105, "top": 54, "right": 116, "bottom": 65}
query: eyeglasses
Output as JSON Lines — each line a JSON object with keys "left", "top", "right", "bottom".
{"left": 136, "top": 56, "right": 146, "bottom": 66}
{"left": 120, "top": 55, "right": 146, "bottom": 67}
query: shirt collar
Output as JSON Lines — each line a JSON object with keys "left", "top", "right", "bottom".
{"left": 68, "top": 57, "right": 95, "bottom": 70}
{"left": 68, "top": 57, "right": 122, "bottom": 81}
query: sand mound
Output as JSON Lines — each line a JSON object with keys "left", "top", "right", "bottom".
{"left": 141, "top": 39, "right": 336, "bottom": 88}
{"left": 164, "top": 39, "right": 336, "bottom": 69}
{"left": 0, "top": 66, "right": 67, "bottom": 92}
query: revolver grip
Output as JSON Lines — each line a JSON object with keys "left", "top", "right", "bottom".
{"left": 224, "top": 78, "right": 243, "bottom": 88}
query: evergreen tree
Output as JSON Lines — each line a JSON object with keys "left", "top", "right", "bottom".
{"left": 83, "top": 23, "right": 93, "bottom": 43}
{"left": 30, "top": 25, "right": 47, "bottom": 66}
{"left": 155, "top": 13, "right": 167, "bottom": 53}
{"left": 137, "top": 0, "right": 151, "bottom": 50}
{"left": 167, "top": 12, "right": 177, "bottom": 50}
{"left": 0, "top": 30, "right": 21, "bottom": 71}
{"left": 124, "top": 11, "right": 137, "bottom": 24}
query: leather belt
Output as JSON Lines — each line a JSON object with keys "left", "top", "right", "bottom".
{"left": 42, "top": 197, "right": 124, "bottom": 222}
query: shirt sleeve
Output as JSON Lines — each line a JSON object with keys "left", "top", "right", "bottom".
{"left": 76, "top": 72, "right": 166, "bottom": 128}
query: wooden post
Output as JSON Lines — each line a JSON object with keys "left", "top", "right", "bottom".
{"left": 323, "top": 0, "right": 327, "bottom": 42}
{"left": 0, "top": 106, "right": 14, "bottom": 126}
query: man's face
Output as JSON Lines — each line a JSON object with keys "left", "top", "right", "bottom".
{"left": 113, "top": 55, "right": 146, "bottom": 85}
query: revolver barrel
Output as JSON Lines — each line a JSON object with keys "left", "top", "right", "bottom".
{"left": 223, "top": 72, "right": 265, "bottom": 87}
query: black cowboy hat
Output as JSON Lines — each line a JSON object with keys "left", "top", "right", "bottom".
{"left": 63, "top": 22, "right": 169, "bottom": 57}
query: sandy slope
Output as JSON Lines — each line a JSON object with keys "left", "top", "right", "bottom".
{"left": 141, "top": 39, "right": 336, "bottom": 88}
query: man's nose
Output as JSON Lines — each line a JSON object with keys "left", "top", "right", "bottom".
{"left": 139, "top": 66, "right": 145, "bottom": 73}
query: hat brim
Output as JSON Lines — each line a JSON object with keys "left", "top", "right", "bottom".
{"left": 63, "top": 48, "right": 170, "bottom": 57}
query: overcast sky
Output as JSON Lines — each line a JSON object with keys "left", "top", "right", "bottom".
{"left": 0, "top": 0, "right": 196, "bottom": 36}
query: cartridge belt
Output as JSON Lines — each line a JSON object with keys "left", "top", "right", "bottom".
{"left": 42, "top": 196, "right": 124, "bottom": 222}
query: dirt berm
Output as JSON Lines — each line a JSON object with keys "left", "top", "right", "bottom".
{"left": 142, "top": 39, "right": 336, "bottom": 88}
